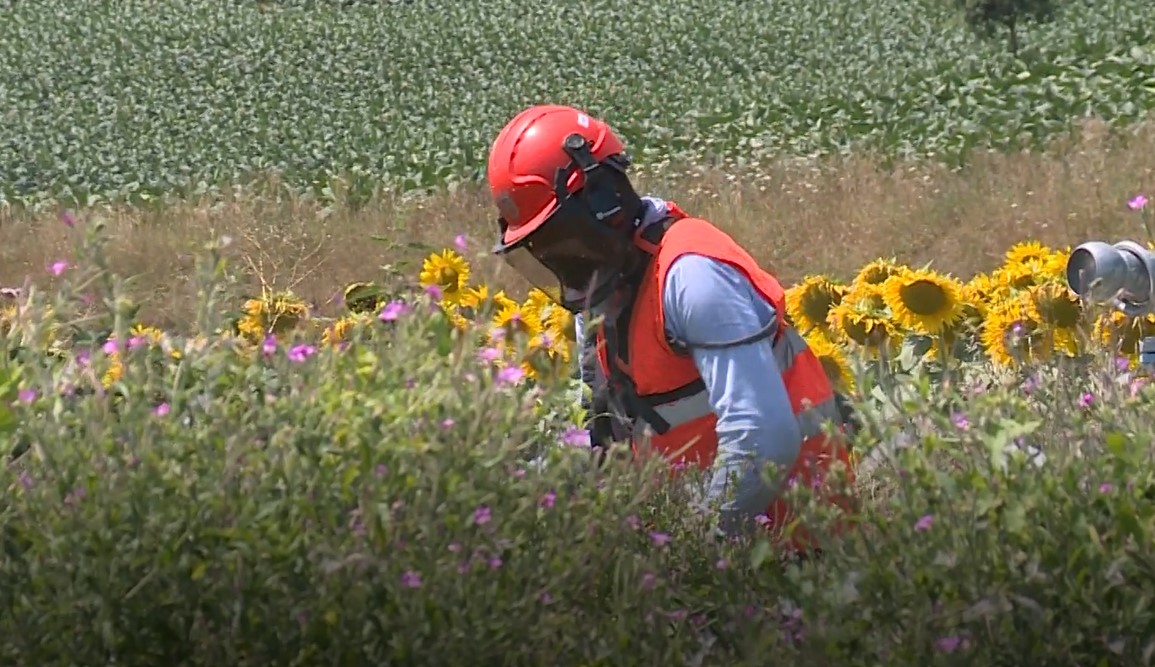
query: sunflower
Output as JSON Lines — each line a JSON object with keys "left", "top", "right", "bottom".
{"left": 881, "top": 267, "right": 966, "bottom": 334}
{"left": 237, "top": 291, "right": 310, "bottom": 342}
{"left": 852, "top": 258, "right": 904, "bottom": 289}
{"left": 1003, "top": 241, "right": 1054, "bottom": 268}
{"left": 343, "top": 282, "right": 386, "bottom": 314}
{"left": 322, "top": 313, "right": 372, "bottom": 346}
{"left": 826, "top": 284, "right": 895, "bottom": 352}
{"left": 963, "top": 272, "right": 1001, "bottom": 316}
{"left": 1025, "top": 283, "right": 1083, "bottom": 330}
{"left": 491, "top": 300, "right": 544, "bottom": 343}
{"left": 978, "top": 296, "right": 1052, "bottom": 367}
{"left": 804, "top": 331, "right": 855, "bottom": 392}
{"left": 1093, "top": 310, "right": 1155, "bottom": 358}
{"left": 525, "top": 288, "right": 556, "bottom": 318}
{"left": 544, "top": 304, "right": 577, "bottom": 346}
{"left": 492, "top": 290, "right": 517, "bottom": 312}
{"left": 785, "top": 275, "right": 847, "bottom": 334}
{"left": 989, "top": 262, "right": 1041, "bottom": 294}
{"left": 419, "top": 249, "right": 471, "bottom": 305}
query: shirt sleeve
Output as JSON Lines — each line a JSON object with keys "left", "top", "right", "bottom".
{"left": 661, "top": 253, "right": 803, "bottom": 535}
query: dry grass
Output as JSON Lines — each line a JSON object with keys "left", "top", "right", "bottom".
{"left": 2, "top": 120, "right": 1153, "bottom": 331}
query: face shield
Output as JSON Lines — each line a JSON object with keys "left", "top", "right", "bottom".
{"left": 500, "top": 204, "right": 639, "bottom": 312}
{"left": 494, "top": 134, "right": 644, "bottom": 313}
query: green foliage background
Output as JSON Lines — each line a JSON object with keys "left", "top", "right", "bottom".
{"left": 1, "top": 0, "right": 1154, "bottom": 207}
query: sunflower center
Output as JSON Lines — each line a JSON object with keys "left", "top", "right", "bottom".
{"left": 1036, "top": 295, "right": 1082, "bottom": 329}
{"left": 436, "top": 267, "right": 460, "bottom": 289}
{"left": 801, "top": 289, "right": 838, "bottom": 324}
{"left": 897, "top": 280, "right": 949, "bottom": 316}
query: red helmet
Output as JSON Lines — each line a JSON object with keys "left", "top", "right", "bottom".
{"left": 486, "top": 105, "right": 644, "bottom": 312}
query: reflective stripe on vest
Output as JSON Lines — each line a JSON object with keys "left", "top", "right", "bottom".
{"left": 632, "top": 325, "right": 842, "bottom": 441}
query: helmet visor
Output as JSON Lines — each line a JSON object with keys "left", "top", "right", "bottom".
{"left": 496, "top": 202, "right": 636, "bottom": 312}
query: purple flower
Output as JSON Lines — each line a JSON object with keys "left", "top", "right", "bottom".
{"left": 561, "top": 425, "right": 591, "bottom": 447}
{"left": 17, "top": 388, "right": 37, "bottom": 404}
{"left": 950, "top": 411, "right": 969, "bottom": 430}
{"left": 61, "top": 210, "right": 76, "bottom": 228}
{"left": 1079, "top": 392, "right": 1094, "bottom": 408}
{"left": 1128, "top": 194, "right": 1148, "bottom": 211}
{"left": 287, "top": 344, "right": 316, "bottom": 363}
{"left": 495, "top": 365, "right": 524, "bottom": 385}
{"left": 1099, "top": 482, "right": 1114, "bottom": 494}
{"left": 477, "top": 347, "right": 501, "bottom": 363}
{"left": 49, "top": 260, "right": 69, "bottom": 277}
{"left": 440, "top": 418, "right": 455, "bottom": 429}
{"left": 379, "top": 300, "right": 410, "bottom": 322}
{"left": 649, "top": 531, "right": 671, "bottom": 547}
{"left": 153, "top": 402, "right": 170, "bottom": 417}
{"left": 262, "top": 335, "right": 277, "bottom": 356}
{"left": 424, "top": 285, "right": 443, "bottom": 300}
{"left": 539, "top": 491, "right": 557, "bottom": 509}
{"left": 640, "top": 572, "right": 657, "bottom": 590}
{"left": 400, "top": 570, "right": 423, "bottom": 588}
{"left": 453, "top": 234, "right": 468, "bottom": 251}
{"left": 472, "top": 505, "right": 492, "bottom": 526}
{"left": 102, "top": 338, "right": 120, "bottom": 355}
{"left": 914, "top": 514, "right": 934, "bottom": 532}
{"left": 933, "top": 635, "right": 968, "bottom": 653}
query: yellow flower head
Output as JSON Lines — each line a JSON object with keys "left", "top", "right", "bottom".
{"left": 804, "top": 331, "right": 856, "bottom": 393}
{"left": 852, "top": 258, "right": 904, "bottom": 289}
{"left": 491, "top": 300, "right": 544, "bottom": 343}
{"left": 419, "top": 249, "right": 471, "bottom": 304}
{"left": 1093, "top": 310, "right": 1155, "bottom": 357}
{"left": 238, "top": 291, "right": 310, "bottom": 342}
{"left": 525, "top": 288, "right": 555, "bottom": 317}
{"left": 1003, "top": 241, "right": 1054, "bottom": 268}
{"left": 322, "top": 313, "right": 373, "bottom": 346}
{"left": 785, "top": 275, "right": 847, "bottom": 334}
{"left": 978, "top": 295, "right": 1052, "bottom": 367}
{"left": 1025, "top": 282, "right": 1083, "bottom": 331}
{"left": 881, "top": 267, "right": 965, "bottom": 335}
{"left": 827, "top": 284, "right": 896, "bottom": 352}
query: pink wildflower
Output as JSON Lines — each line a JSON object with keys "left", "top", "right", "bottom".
{"left": 561, "top": 425, "right": 591, "bottom": 447}
{"left": 915, "top": 514, "right": 934, "bottom": 532}
{"left": 379, "top": 300, "right": 410, "bottom": 322}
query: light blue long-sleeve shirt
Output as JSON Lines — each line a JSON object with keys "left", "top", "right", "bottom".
{"left": 573, "top": 200, "right": 803, "bottom": 535}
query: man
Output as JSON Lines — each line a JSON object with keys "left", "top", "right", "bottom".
{"left": 486, "top": 104, "right": 856, "bottom": 551}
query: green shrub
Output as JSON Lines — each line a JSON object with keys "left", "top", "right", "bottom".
{"left": 2, "top": 218, "right": 1155, "bottom": 665}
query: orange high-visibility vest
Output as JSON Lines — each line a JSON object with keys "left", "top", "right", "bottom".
{"left": 594, "top": 206, "right": 856, "bottom": 552}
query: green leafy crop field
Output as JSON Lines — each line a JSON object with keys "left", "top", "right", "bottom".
{"left": 1, "top": 0, "right": 1154, "bottom": 207}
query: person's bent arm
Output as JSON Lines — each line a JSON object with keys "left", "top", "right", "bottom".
{"left": 662, "top": 254, "right": 803, "bottom": 536}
